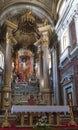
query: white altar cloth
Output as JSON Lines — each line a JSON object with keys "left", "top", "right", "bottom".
{"left": 11, "top": 105, "right": 69, "bottom": 113}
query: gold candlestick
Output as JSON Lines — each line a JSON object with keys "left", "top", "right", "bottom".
{"left": 68, "top": 95, "right": 77, "bottom": 126}
{"left": 2, "top": 97, "right": 11, "bottom": 127}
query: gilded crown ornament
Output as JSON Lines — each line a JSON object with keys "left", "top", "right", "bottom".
{"left": 18, "top": 10, "right": 36, "bottom": 34}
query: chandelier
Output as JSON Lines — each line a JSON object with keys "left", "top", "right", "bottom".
{"left": 18, "top": 10, "right": 36, "bottom": 33}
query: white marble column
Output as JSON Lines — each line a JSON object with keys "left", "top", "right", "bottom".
{"left": 38, "top": 25, "right": 52, "bottom": 105}
{"left": 42, "top": 31, "right": 50, "bottom": 90}
{"left": 42, "top": 32, "right": 52, "bottom": 105}
{"left": 38, "top": 45, "right": 44, "bottom": 91}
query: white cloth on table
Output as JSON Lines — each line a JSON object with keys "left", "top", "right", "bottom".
{"left": 11, "top": 105, "right": 69, "bottom": 113}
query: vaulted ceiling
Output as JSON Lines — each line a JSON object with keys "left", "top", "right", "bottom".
{"left": 0, "top": 0, "right": 61, "bottom": 25}
{"left": 0, "top": 0, "right": 63, "bottom": 54}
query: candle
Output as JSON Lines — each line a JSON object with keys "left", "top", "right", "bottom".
{"left": 6, "top": 93, "right": 9, "bottom": 98}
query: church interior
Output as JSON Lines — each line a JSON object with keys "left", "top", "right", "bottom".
{"left": 0, "top": 0, "right": 78, "bottom": 129}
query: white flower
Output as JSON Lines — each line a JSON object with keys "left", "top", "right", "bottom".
{"left": 36, "top": 115, "right": 47, "bottom": 126}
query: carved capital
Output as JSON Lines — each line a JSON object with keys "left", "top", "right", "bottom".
{"left": 42, "top": 31, "right": 50, "bottom": 46}
{"left": 38, "top": 24, "right": 51, "bottom": 46}
{"left": 42, "top": 39, "right": 49, "bottom": 46}
{"left": 38, "top": 24, "right": 51, "bottom": 35}
{"left": 4, "top": 20, "right": 17, "bottom": 45}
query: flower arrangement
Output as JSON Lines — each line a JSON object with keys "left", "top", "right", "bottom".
{"left": 36, "top": 114, "right": 47, "bottom": 126}
{"left": 33, "top": 113, "right": 52, "bottom": 130}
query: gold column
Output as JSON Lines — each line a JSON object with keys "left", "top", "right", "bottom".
{"left": 2, "top": 21, "right": 17, "bottom": 127}
{"left": 20, "top": 113, "right": 25, "bottom": 127}
{"left": 56, "top": 112, "right": 60, "bottom": 126}
{"left": 1, "top": 30, "right": 12, "bottom": 127}
{"left": 2, "top": 31, "right": 12, "bottom": 110}
{"left": 29, "top": 113, "right": 33, "bottom": 126}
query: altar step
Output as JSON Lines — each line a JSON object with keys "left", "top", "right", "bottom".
{"left": 0, "top": 128, "right": 32, "bottom": 130}
{"left": 0, "top": 126, "right": 78, "bottom": 130}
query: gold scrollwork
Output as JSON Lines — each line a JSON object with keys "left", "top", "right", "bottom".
{"left": 6, "top": 33, "right": 11, "bottom": 43}
{"left": 6, "top": 33, "right": 17, "bottom": 44}
{"left": 42, "top": 39, "right": 49, "bottom": 46}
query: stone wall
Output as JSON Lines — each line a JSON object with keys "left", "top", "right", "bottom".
{"left": 60, "top": 56, "right": 78, "bottom": 105}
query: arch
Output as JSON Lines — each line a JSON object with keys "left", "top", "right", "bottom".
{"left": 0, "top": 1, "right": 54, "bottom": 27}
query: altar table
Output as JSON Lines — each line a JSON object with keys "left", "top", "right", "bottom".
{"left": 11, "top": 105, "right": 69, "bottom": 113}
{"left": 11, "top": 105, "right": 69, "bottom": 127}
